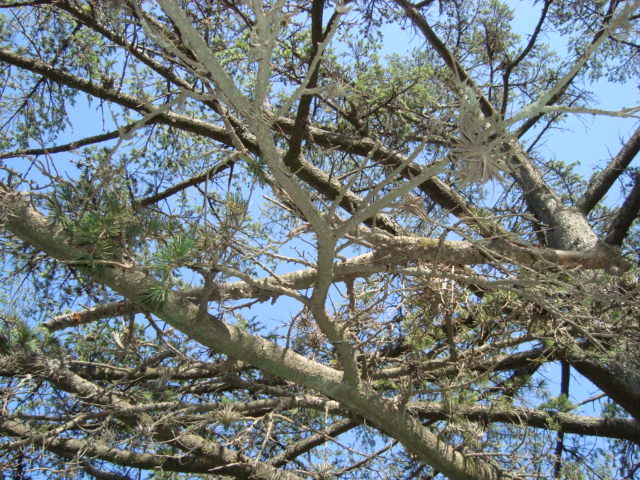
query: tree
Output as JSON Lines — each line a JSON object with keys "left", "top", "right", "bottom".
{"left": 0, "top": 0, "right": 639, "bottom": 478}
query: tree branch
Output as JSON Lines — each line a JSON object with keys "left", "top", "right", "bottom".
{"left": 268, "top": 419, "right": 357, "bottom": 467}
{"left": 568, "top": 355, "right": 640, "bottom": 423}
{"left": 578, "top": 125, "right": 640, "bottom": 214}
{"left": 40, "top": 230, "right": 628, "bottom": 333}
{"left": 409, "top": 401, "right": 640, "bottom": 444}
{"left": 605, "top": 172, "right": 640, "bottom": 246}
{"left": 4, "top": 348, "right": 307, "bottom": 480}
{"left": 394, "top": 0, "right": 640, "bottom": 251}
{"left": 0, "top": 127, "right": 127, "bottom": 159}
{"left": 0, "top": 417, "right": 225, "bottom": 475}
{"left": 55, "top": 0, "right": 509, "bottom": 240}
{"left": 0, "top": 185, "right": 517, "bottom": 480}
{"left": 514, "top": 0, "right": 628, "bottom": 139}
{"left": 136, "top": 154, "right": 236, "bottom": 207}
{"left": 500, "top": 0, "right": 552, "bottom": 116}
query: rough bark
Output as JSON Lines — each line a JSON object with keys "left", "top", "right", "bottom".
{"left": 42, "top": 232, "right": 626, "bottom": 332}
{"left": 569, "top": 357, "right": 640, "bottom": 423}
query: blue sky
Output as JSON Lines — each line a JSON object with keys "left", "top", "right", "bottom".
{"left": 3, "top": 2, "right": 636, "bottom": 475}
{"left": 11, "top": 0, "right": 634, "bottom": 399}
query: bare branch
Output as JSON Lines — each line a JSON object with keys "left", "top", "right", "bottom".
{"left": 0, "top": 127, "right": 127, "bottom": 159}
{"left": 605, "top": 172, "right": 640, "bottom": 246}
{"left": 136, "top": 153, "right": 236, "bottom": 207}
{"left": 40, "top": 232, "right": 628, "bottom": 332}
{"left": 579, "top": 125, "right": 640, "bottom": 214}
{"left": 409, "top": 402, "right": 640, "bottom": 444}
{"left": 268, "top": 419, "right": 357, "bottom": 467}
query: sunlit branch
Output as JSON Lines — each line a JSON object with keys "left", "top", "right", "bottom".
{"left": 0, "top": 184, "right": 519, "bottom": 480}
{"left": 0, "top": 417, "right": 219, "bottom": 475}
{"left": 155, "top": 0, "right": 251, "bottom": 116}
{"left": 41, "top": 230, "right": 628, "bottom": 332}
{"left": 0, "top": 45, "right": 486, "bottom": 240}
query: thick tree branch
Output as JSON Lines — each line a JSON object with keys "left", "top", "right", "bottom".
{"left": 392, "top": 1, "right": 630, "bottom": 250}
{"left": 409, "top": 402, "right": 640, "bottom": 444}
{"left": 41, "top": 232, "right": 627, "bottom": 332}
{"left": 578, "top": 125, "right": 640, "bottom": 214}
{"left": 605, "top": 172, "right": 640, "bottom": 246}
{"left": 568, "top": 356, "right": 640, "bottom": 423}
{"left": 0, "top": 416, "right": 243, "bottom": 475}
{"left": 0, "top": 43, "right": 505, "bottom": 240}
{"left": 0, "top": 186, "right": 517, "bottom": 480}
{"left": 280, "top": 0, "right": 326, "bottom": 166}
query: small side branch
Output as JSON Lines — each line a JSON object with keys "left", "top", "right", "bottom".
{"left": 268, "top": 419, "right": 356, "bottom": 467}
{"left": 135, "top": 154, "right": 236, "bottom": 207}
{"left": 0, "top": 127, "right": 132, "bottom": 160}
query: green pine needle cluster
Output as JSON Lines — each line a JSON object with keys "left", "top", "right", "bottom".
{"left": 141, "top": 235, "right": 197, "bottom": 308}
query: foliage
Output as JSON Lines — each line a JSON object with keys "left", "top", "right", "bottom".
{"left": 0, "top": 1, "right": 640, "bottom": 480}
